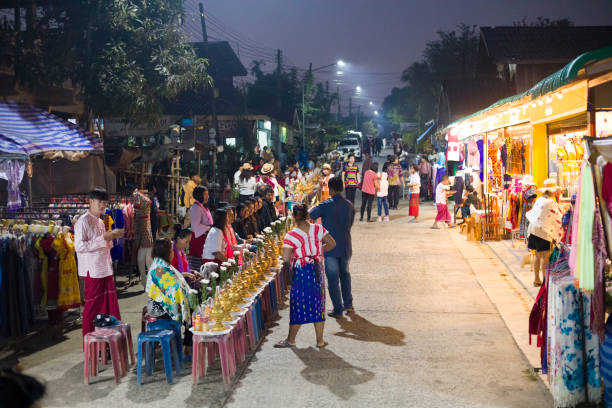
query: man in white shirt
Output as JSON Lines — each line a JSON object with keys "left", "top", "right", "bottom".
{"left": 74, "top": 188, "right": 124, "bottom": 338}
{"left": 431, "top": 175, "right": 455, "bottom": 229}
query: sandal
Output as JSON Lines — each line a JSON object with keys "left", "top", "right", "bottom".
{"left": 430, "top": 226, "right": 440, "bottom": 230}
{"left": 533, "top": 280, "right": 542, "bottom": 287}
{"left": 274, "top": 340, "right": 296, "bottom": 348}
{"left": 317, "top": 341, "right": 329, "bottom": 348}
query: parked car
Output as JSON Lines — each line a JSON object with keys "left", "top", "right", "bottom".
{"left": 337, "top": 138, "right": 362, "bottom": 161}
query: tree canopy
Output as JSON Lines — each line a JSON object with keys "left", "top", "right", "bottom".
{"left": 383, "top": 24, "right": 478, "bottom": 133}
{"left": 5, "top": 0, "right": 211, "bottom": 124}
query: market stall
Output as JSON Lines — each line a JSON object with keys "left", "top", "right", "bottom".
{"left": 0, "top": 100, "right": 105, "bottom": 339}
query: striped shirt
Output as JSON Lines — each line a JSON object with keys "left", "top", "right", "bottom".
{"left": 283, "top": 223, "right": 327, "bottom": 266}
{"left": 343, "top": 164, "right": 359, "bottom": 187}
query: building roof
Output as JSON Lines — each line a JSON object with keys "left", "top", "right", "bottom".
{"left": 441, "top": 78, "right": 515, "bottom": 121}
{"left": 480, "top": 26, "right": 612, "bottom": 64}
{"left": 446, "top": 46, "right": 612, "bottom": 129}
{"left": 191, "top": 41, "right": 247, "bottom": 77}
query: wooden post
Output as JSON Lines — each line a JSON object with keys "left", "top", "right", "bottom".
{"left": 140, "top": 162, "right": 145, "bottom": 189}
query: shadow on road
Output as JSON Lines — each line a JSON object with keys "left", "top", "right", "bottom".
{"left": 334, "top": 313, "right": 406, "bottom": 346}
{"left": 291, "top": 347, "right": 374, "bottom": 400}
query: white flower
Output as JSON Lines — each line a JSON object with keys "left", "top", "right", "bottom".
{"left": 221, "top": 262, "right": 231, "bottom": 268}
{"left": 243, "top": 248, "right": 250, "bottom": 254}
{"left": 264, "top": 227, "right": 273, "bottom": 234}
{"left": 210, "top": 272, "right": 219, "bottom": 279}
{"left": 228, "top": 259, "right": 236, "bottom": 265}
{"left": 220, "top": 267, "right": 227, "bottom": 272}
{"left": 280, "top": 216, "right": 286, "bottom": 222}
{"left": 233, "top": 250, "right": 241, "bottom": 256}
{"left": 227, "top": 279, "right": 233, "bottom": 285}
{"left": 189, "top": 289, "right": 198, "bottom": 295}
{"left": 201, "top": 278, "right": 210, "bottom": 285}
{"left": 206, "top": 286, "right": 212, "bottom": 292}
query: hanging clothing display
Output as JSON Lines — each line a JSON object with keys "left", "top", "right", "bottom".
{"left": 0, "top": 237, "right": 35, "bottom": 337}
{"left": 54, "top": 233, "right": 81, "bottom": 310}
{"left": 570, "top": 163, "right": 595, "bottom": 291}
{"left": 0, "top": 160, "right": 25, "bottom": 210}
{"left": 547, "top": 276, "right": 601, "bottom": 407}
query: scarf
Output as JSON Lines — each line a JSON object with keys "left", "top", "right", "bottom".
{"left": 173, "top": 243, "right": 188, "bottom": 273}
{"left": 146, "top": 257, "right": 191, "bottom": 322}
{"left": 195, "top": 200, "right": 213, "bottom": 226}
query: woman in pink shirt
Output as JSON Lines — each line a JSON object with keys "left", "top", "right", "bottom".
{"left": 359, "top": 162, "right": 378, "bottom": 222}
{"left": 188, "top": 186, "right": 212, "bottom": 270}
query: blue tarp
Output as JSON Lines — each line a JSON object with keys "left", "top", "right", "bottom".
{"left": 416, "top": 122, "right": 436, "bottom": 143}
{"left": 0, "top": 100, "right": 103, "bottom": 158}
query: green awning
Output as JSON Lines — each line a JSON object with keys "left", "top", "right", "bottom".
{"left": 446, "top": 46, "right": 612, "bottom": 129}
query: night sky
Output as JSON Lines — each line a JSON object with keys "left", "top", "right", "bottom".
{"left": 183, "top": 0, "right": 612, "bottom": 115}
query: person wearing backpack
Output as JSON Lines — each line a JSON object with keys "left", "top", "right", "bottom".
{"left": 376, "top": 164, "right": 390, "bottom": 222}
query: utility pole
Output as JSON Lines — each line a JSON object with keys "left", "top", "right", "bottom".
{"left": 302, "top": 63, "right": 312, "bottom": 152}
{"left": 199, "top": 2, "right": 219, "bottom": 182}
{"left": 336, "top": 86, "right": 340, "bottom": 121}
{"left": 276, "top": 49, "right": 282, "bottom": 118}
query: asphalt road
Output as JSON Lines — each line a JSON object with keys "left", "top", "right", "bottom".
{"left": 20, "top": 151, "right": 553, "bottom": 407}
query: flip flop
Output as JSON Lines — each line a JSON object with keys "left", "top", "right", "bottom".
{"left": 430, "top": 226, "right": 440, "bottom": 230}
{"left": 317, "top": 341, "right": 329, "bottom": 348}
{"left": 274, "top": 340, "right": 296, "bottom": 348}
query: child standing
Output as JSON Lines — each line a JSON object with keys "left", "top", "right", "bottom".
{"left": 376, "top": 166, "right": 390, "bottom": 222}
{"left": 431, "top": 175, "right": 456, "bottom": 229}
{"left": 407, "top": 164, "right": 421, "bottom": 222}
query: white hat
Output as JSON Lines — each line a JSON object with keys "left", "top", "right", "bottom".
{"left": 538, "top": 178, "right": 561, "bottom": 193}
{"left": 521, "top": 174, "right": 535, "bottom": 186}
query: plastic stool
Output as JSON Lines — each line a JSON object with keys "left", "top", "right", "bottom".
{"left": 192, "top": 331, "right": 235, "bottom": 385}
{"left": 107, "top": 322, "right": 135, "bottom": 366}
{"left": 84, "top": 329, "right": 126, "bottom": 385}
{"left": 147, "top": 319, "right": 184, "bottom": 370}
{"left": 136, "top": 329, "right": 180, "bottom": 385}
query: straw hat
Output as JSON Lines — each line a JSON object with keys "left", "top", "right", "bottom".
{"left": 261, "top": 163, "right": 274, "bottom": 174}
{"left": 242, "top": 163, "right": 253, "bottom": 171}
{"left": 538, "top": 178, "right": 561, "bottom": 193}
{"left": 521, "top": 174, "right": 535, "bottom": 186}
{"left": 322, "top": 163, "right": 332, "bottom": 170}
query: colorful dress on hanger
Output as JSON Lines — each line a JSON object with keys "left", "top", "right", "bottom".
{"left": 34, "top": 237, "right": 48, "bottom": 307}
{"left": 133, "top": 192, "right": 153, "bottom": 250}
{"left": 55, "top": 233, "right": 81, "bottom": 310}
{"left": 547, "top": 276, "right": 601, "bottom": 407}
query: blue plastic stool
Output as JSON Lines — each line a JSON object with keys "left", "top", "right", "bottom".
{"left": 147, "top": 319, "right": 184, "bottom": 370}
{"left": 136, "top": 329, "right": 180, "bottom": 385}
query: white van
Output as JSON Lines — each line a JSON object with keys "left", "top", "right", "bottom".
{"left": 337, "top": 138, "right": 362, "bottom": 161}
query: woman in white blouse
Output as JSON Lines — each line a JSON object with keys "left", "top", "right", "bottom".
{"left": 238, "top": 164, "right": 257, "bottom": 203}
{"left": 201, "top": 209, "right": 229, "bottom": 265}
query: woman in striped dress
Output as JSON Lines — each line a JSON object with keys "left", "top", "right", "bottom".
{"left": 274, "top": 203, "right": 336, "bottom": 348}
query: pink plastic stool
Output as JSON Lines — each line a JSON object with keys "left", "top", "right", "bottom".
{"left": 84, "top": 329, "right": 127, "bottom": 385}
{"left": 107, "top": 322, "right": 135, "bottom": 366}
{"left": 192, "top": 330, "right": 236, "bottom": 385}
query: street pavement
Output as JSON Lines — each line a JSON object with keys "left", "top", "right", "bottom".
{"left": 19, "top": 152, "right": 553, "bottom": 408}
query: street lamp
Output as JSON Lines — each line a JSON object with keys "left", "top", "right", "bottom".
{"left": 374, "top": 110, "right": 379, "bottom": 116}
{"left": 356, "top": 86, "right": 362, "bottom": 93}
{"left": 369, "top": 101, "right": 374, "bottom": 106}
{"left": 302, "top": 60, "right": 345, "bottom": 150}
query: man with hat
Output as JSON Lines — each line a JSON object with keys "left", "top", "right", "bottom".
{"left": 75, "top": 188, "right": 124, "bottom": 339}
{"left": 320, "top": 163, "right": 334, "bottom": 201}
{"left": 526, "top": 178, "right": 563, "bottom": 286}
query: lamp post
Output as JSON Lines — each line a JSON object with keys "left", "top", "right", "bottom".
{"left": 302, "top": 60, "right": 345, "bottom": 151}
